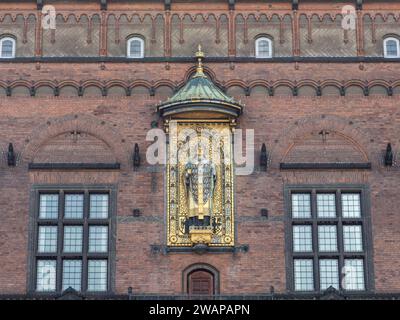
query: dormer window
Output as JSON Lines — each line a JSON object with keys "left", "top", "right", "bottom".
{"left": 383, "top": 37, "right": 400, "bottom": 58}
{"left": 0, "top": 36, "right": 16, "bottom": 58}
{"left": 255, "top": 37, "right": 273, "bottom": 58}
{"left": 127, "top": 36, "right": 144, "bottom": 58}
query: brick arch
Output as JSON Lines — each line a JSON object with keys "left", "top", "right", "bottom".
{"left": 270, "top": 114, "right": 371, "bottom": 169}
{"left": 22, "top": 114, "right": 130, "bottom": 169}
{"left": 182, "top": 263, "right": 220, "bottom": 295}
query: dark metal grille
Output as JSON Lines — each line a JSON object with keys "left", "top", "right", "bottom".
{"left": 319, "top": 259, "right": 339, "bottom": 290}
{"left": 88, "top": 260, "right": 108, "bottom": 292}
{"left": 65, "top": 194, "right": 84, "bottom": 219}
{"left": 62, "top": 260, "right": 82, "bottom": 291}
{"left": 63, "top": 226, "right": 83, "bottom": 253}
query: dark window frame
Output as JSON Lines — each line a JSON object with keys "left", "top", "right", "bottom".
{"left": 284, "top": 184, "right": 374, "bottom": 293}
{"left": 27, "top": 185, "right": 117, "bottom": 295}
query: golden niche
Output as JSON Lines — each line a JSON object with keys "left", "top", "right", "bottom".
{"left": 166, "top": 121, "right": 235, "bottom": 247}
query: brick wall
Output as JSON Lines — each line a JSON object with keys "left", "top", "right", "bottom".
{"left": 0, "top": 59, "right": 399, "bottom": 294}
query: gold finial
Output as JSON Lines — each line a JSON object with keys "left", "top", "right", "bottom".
{"left": 194, "top": 44, "right": 206, "bottom": 78}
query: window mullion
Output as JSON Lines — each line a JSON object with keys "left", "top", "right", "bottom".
{"left": 311, "top": 189, "right": 319, "bottom": 291}
{"left": 360, "top": 189, "right": 369, "bottom": 290}
{"left": 56, "top": 191, "right": 65, "bottom": 292}
{"left": 32, "top": 190, "right": 40, "bottom": 292}
{"left": 336, "top": 189, "right": 345, "bottom": 290}
{"left": 82, "top": 190, "right": 90, "bottom": 293}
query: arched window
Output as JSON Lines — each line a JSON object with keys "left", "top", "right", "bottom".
{"left": 255, "top": 37, "right": 273, "bottom": 58}
{"left": 127, "top": 36, "right": 144, "bottom": 58}
{"left": 0, "top": 36, "right": 16, "bottom": 58}
{"left": 383, "top": 37, "right": 400, "bottom": 58}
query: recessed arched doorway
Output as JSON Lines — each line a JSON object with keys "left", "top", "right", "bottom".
{"left": 188, "top": 269, "right": 214, "bottom": 295}
{"left": 183, "top": 263, "right": 220, "bottom": 296}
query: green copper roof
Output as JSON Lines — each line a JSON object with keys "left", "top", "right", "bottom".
{"left": 157, "top": 45, "right": 243, "bottom": 118}
{"left": 165, "top": 71, "right": 237, "bottom": 104}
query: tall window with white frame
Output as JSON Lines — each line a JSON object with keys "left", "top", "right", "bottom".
{"left": 127, "top": 36, "right": 145, "bottom": 58}
{"left": 0, "top": 36, "right": 16, "bottom": 58}
{"left": 383, "top": 37, "right": 400, "bottom": 58}
{"left": 286, "top": 187, "right": 373, "bottom": 293}
{"left": 255, "top": 37, "right": 273, "bottom": 58}
{"left": 32, "top": 188, "right": 114, "bottom": 294}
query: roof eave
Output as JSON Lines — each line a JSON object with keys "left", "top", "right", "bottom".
{"left": 157, "top": 99, "right": 243, "bottom": 118}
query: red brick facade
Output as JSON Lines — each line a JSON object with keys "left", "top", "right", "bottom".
{"left": 0, "top": 0, "right": 400, "bottom": 298}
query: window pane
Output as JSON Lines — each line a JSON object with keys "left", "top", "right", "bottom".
{"left": 317, "top": 194, "right": 336, "bottom": 218}
{"left": 257, "top": 39, "right": 270, "bottom": 57}
{"left": 90, "top": 194, "right": 109, "bottom": 219}
{"left": 38, "top": 226, "right": 58, "bottom": 253}
{"left": 293, "top": 225, "right": 313, "bottom": 252}
{"left": 343, "top": 225, "right": 363, "bottom": 252}
{"left": 342, "top": 193, "right": 361, "bottom": 218}
{"left": 65, "top": 194, "right": 84, "bottom": 219}
{"left": 63, "top": 226, "right": 83, "bottom": 253}
{"left": 294, "top": 259, "right": 314, "bottom": 291}
{"left": 88, "top": 260, "right": 107, "bottom": 291}
{"left": 62, "top": 260, "right": 82, "bottom": 291}
{"left": 36, "top": 260, "right": 56, "bottom": 292}
{"left": 343, "top": 259, "right": 365, "bottom": 291}
{"left": 318, "top": 225, "right": 338, "bottom": 252}
{"left": 1, "top": 39, "right": 14, "bottom": 57}
{"left": 386, "top": 40, "right": 398, "bottom": 57}
{"left": 89, "top": 226, "right": 108, "bottom": 253}
{"left": 292, "top": 193, "right": 311, "bottom": 218}
{"left": 129, "top": 39, "right": 143, "bottom": 57}
{"left": 39, "top": 194, "right": 59, "bottom": 219}
{"left": 320, "top": 259, "right": 339, "bottom": 290}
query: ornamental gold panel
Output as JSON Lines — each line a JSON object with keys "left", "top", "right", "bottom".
{"left": 166, "top": 120, "right": 235, "bottom": 247}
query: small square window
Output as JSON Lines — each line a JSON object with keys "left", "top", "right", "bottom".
{"left": 342, "top": 193, "right": 361, "bottom": 218}
{"left": 65, "top": 194, "right": 84, "bottom": 219}
{"left": 89, "top": 226, "right": 108, "bottom": 253}
{"left": 63, "top": 226, "right": 83, "bottom": 253}
{"left": 292, "top": 193, "right": 311, "bottom": 218}
{"left": 317, "top": 194, "right": 336, "bottom": 218}
{"left": 62, "top": 260, "right": 82, "bottom": 291}
{"left": 39, "top": 194, "right": 59, "bottom": 219}
{"left": 318, "top": 225, "right": 338, "bottom": 252}
{"left": 343, "top": 259, "right": 365, "bottom": 291}
{"left": 293, "top": 225, "right": 313, "bottom": 252}
{"left": 38, "top": 226, "right": 58, "bottom": 253}
{"left": 90, "top": 194, "right": 109, "bottom": 219}
{"left": 343, "top": 225, "right": 363, "bottom": 252}
{"left": 319, "top": 259, "right": 339, "bottom": 290}
{"left": 88, "top": 260, "right": 108, "bottom": 292}
{"left": 36, "top": 260, "right": 56, "bottom": 292}
{"left": 294, "top": 259, "right": 314, "bottom": 291}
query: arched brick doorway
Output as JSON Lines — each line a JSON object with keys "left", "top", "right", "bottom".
{"left": 183, "top": 264, "right": 220, "bottom": 296}
{"left": 188, "top": 269, "right": 214, "bottom": 295}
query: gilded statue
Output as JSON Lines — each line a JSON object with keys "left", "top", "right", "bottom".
{"left": 184, "top": 145, "right": 216, "bottom": 234}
